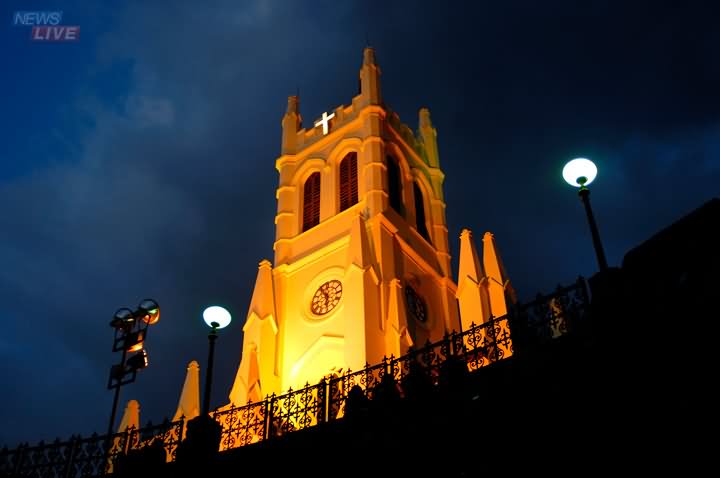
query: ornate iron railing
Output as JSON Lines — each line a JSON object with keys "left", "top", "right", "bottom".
{"left": 127, "top": 419, "right": 184, "bottom": 463}
{"left": 267, "top": 381, "right": 326, "bottom": 437}
{"left": 214, "top": 401, "right": 266, "bottom": 451}
{"left": 0, "top": 278, "right": 588, "bottom": 476}
{"left": 0, "top": 430, "right": 131, "bottom": 478}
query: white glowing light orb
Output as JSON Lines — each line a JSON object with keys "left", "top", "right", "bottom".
{"left": 563, "top": 158, "right": 597, "bottom": 187}
{"left": 203, "top": 306, "right": 232, "bottom": 329}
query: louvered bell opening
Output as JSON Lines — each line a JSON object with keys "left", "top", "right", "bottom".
{"left": 339, "top": 152, "right": 358, "bottom": 212}
{"left": 303, "top": 172, "right": 321, "bottom": 232}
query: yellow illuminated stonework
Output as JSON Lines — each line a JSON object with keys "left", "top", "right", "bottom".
{"left": 224, "top": 47, "right": 515, "bottom": 407}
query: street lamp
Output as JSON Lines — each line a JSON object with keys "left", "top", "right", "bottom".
{"left": 106, "top": 299, "right": 160, "bottom": 437}
{"left": 201, "top": 306, "right": 232, "bottom": 417}
{"left": 563, "top": 158, "right": 609, "bottom": 271}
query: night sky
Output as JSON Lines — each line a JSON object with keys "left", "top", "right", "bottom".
{"left": 1, "top": 0, "right": 718, "bottom": 445}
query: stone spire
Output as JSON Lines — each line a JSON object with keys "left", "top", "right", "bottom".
{"left": 246, "top": 259, "right": 278, "bottom": 320}
{"left": 281, "top": 95, "right": 302, "bottom": 154}
{"left": 482, "top": 232, "right": 516, "bottom": 317}
{"left": 229, "top": 259, "right": 279, "bottom": 406}
{"left": 456, "top": 229, "right": 492, "bottom": 330}
{"left": 458, "top": 229, "right": 483, "bottom": 284}
{"left": 360, "top": 47, "right": 382, "bottom": 105}
{"left": 117, "top": 399, "right": 140, "bottom": 432}
{"left": 111, "top": 399, "right": 140, "bottom": 474}
{"left": 172, "top": 361, "right": 200, "bottom": 421}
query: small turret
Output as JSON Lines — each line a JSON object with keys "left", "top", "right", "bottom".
{"left": 418, "top": 108, "right": 440, "bottom": 167}
{"left": 281, "top": 95, "right": 302, "bottom": 154}
{"left": 386, "top": 278, "right": 413, "bottom": 356}
{"left": 359, "top": 47, "right": 382, "bottom": 105}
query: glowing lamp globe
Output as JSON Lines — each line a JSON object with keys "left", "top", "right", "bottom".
{"left": 203, "top": 306, "right": 232, "bottom": 329}
{"left": 563, "top": 158, "right": 597, "bottom": 188}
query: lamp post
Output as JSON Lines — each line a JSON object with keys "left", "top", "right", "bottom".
{"left": 563, "top": 158, "right": 609, "bottom": 272}
{"left": 174, "top": 306, "right": 231, "bottom": 464}
{"left": 201, "top": 306, "right": 232, "bottom": 417}
{"left": 106, "top": 299, "right": 160, "bottom": 438}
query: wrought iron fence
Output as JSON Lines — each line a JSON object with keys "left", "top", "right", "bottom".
{"left": 1, "top": 430, "right": 131, "bottom": 478}
{"left": 214, "top": 401, "right": 266, "bottom": 451}
{"left": 127, "top": 419, "right": 184, "bottom": 464}
{"left": 267, "top": 381, "right": 326, "bottom": 437}
{"left": 0, "top": 278, "right": 588, "bottom": 476}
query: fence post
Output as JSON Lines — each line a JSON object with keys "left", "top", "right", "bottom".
{"left": 122, "top": 427, "right": 132, "bottom": 455}
{"left": 450, "top": 330, "right": 459, "bottom": 357}
{"left": 321, "top": 378, "right": 330, "bottom": 424}
{"left": 177, "top": 415, "right": 186, "bottom": 458}
{"left": 264, "top": 395, "right": 274, "bottom": 440}
{"left": 489, "top": 315, "right": 500, "bottom": 362}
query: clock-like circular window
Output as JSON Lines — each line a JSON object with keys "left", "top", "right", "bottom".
{"left": 311, "top": 280, "right": 343, "bottom": 315}
{"left": 405, "top": 285, "right": 427, "bottom": 323}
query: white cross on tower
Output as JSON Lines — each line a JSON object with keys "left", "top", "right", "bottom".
{"left": 314, "top": 111, "right": 335, "bottom": 135}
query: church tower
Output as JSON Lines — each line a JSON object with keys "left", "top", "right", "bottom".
{"left": 228, "top": 48, "right": 512, "bottom": 406}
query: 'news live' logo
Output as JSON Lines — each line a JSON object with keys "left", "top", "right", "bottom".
{"left": 13, "top": 11, "right": 80, "bottom": 41}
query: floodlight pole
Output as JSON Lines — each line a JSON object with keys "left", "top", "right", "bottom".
{"left": 578, "top": 186, "right": 608, "bottom": 272}
{"left": 106, "top": 348, "right": 127, "bottom": 438}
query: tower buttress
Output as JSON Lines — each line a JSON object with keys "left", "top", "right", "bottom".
{"left": 360, "top": 134, "right": 387, "bottom": 219}
{"left": 416, "top": 108, "right": 451, "bottom": 277}
{"left": 386, "top": 278, "right": 413, "bottom": 357}
{"left": 344, "top": 214, "right": 382, "bottom": 370}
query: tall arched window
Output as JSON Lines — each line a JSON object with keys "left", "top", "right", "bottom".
{"left": 303, "top": 172, "right": 321, "bottom": 232}
{"left": 387, "top": 156, "right": 403, "bottom": 215}
{"left": 414, "top": 182, "right": 430, "bottom": 242}
{"left": 339, "top": 152, "right": 358, "bottom": 212}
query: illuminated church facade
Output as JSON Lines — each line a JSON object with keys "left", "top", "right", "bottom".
{"left": 224, "top": 47, "right": 515, "bottom": 407}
